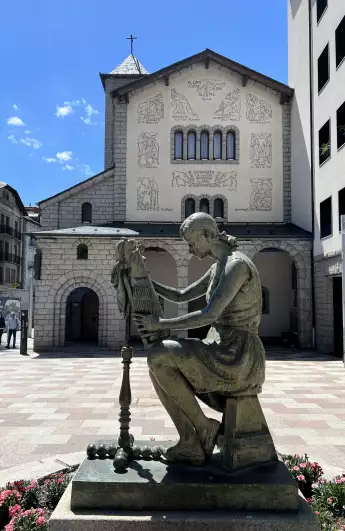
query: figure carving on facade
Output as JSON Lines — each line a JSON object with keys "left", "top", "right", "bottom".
{"left": 137, "top": 177, "right": 159, "bottom": 211}
{"left": 114, "top": 213, "right": 266, "bottom": 467}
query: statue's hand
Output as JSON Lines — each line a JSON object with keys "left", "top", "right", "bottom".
{"left": 133, "top": 313, "right": 161, "bottom": 337}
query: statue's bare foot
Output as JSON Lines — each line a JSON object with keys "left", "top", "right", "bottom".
{"left": 199, "top": 418, "right": 220, "bottom": 459}
{"left": 164, "top": 438, "right": 205, "bottom": 466}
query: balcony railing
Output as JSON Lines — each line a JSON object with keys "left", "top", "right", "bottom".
{"left": 0, "top": 225, "right": 22, "bottom": 239}
{"left": 0, "top": 252, "right": 21, "bottom": 264}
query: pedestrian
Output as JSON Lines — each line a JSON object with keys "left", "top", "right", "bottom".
{"left": 0, "top": 312, "right": 5, "bottom": 346}
{"left": 6, "top": 311, "right": 20, "bottom": 349}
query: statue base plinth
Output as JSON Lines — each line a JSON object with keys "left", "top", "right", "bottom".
{"left": 70, "top": 441, "right": 298, "bottom": 513}
{"left": 50, "top": 484, "right": 318, "bottom": 531}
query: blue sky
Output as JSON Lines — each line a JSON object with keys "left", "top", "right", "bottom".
{"left": 0, "top": 0, "right": 287, "bottom": 206}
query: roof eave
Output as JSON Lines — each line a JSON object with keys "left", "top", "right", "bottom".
{"left": 38, "top": 165, "right": 115, "bottom": 206}
{"left": 112, "top": 49, "right": 293, "bottom": 99}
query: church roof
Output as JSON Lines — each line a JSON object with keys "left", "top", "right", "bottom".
{"left": 103, "top": 222, "right": 312, "bottom": 240}
{"left": 38, "top": 166, "right": 114, "bottom": 206}
{"left": 111, "top": 49, "right": 293, "bottom": 100}
{"left": 30, "top": 226, "right": 139, "bottom": 238}
{"left": 110, "top": 54, "right": 148, "bottom": 75}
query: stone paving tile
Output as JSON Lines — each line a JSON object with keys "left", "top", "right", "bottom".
{"left": 0, "top": 343, "right": 345, "bottom": 478}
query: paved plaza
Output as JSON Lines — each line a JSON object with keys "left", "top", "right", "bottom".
{"left": 0, "top": 341, "right": 345, "bottom": 478}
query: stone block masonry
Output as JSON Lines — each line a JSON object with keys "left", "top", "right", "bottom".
{"left": 34, "top": 235, "right": 313, "bottom": 351}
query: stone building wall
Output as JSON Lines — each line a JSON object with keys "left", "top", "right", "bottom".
{"left": 39, "top": 169, "right": 114, "bottom": 231}
{"left": 34, "top": 235, "right": 312, "bottom": 352}
{"left": 314, "top": 252, "right": 342, "bottom": 353}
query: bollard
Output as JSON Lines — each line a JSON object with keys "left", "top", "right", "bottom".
{"left": 20, "top": 310, "right": 28, "bottom": 356}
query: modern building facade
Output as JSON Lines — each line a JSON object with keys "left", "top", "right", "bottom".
{"left": 0, "top": 182, "right": 25, "bottom": 289}
{"left": 289, "top": 0, "right": 345, "bottom": 355}
{"left": 33, "top": 49, "right": 313, "bottom": 351}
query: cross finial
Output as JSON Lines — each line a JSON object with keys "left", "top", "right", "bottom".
{"left": 127, "top": 34, "right": 137, "bottom": 55}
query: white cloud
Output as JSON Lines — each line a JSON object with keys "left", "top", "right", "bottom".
{"left": 42, "top": 156, "right": 57, "bottom": 164}
{"left": 62, "top": 164, "right": 75, "bottom": 171}
{"left": 13, "top": 104, "right": 19, "bottom": 110}
{"left": 56, "top": 151, "right": 72, "bottom": 162}
{"left": 80, "top": 103, "right": 100, "bottom": 125}
{"left": 7, "top": 116, "right": 25, "bottom": 126}
{"left": 8, "top": 134, "right": 18, "bottom": 144}
{"left": 24, "top": 129, "right": 31, "bottom": 134}
{"left": 55, "top": 104, "right": 73, "bottom": 118}
{"left": 20, "top": 137, "right": 42, "bottom": 149}
{"left": 55, "top": 99, "right": 81, "bottom": 118}
{"left": 81, "top": 164, "right": 93, "bottom": 177}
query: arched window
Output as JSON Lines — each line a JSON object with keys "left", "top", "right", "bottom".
{"left": 174, "top": 131, "right": 183, "bottom": 160}
{"left": 77, "top": 244, "right": 88, "bottom": 260}
{"left": 262, "top": 287, "right": 269, "bottom": 314}
{"left": 214, "top": 198, "right": 224, "bottom": 218}
{"left": 81, "top": 202, "right": 92, "bottom": 223}
{"left": 200, "top": 131, "right": 209, "bottom": 160}
{"left": 226, "top": 131, "right": 236, "bottom": 160}
{"left": 199, "top": 198, "right": 210, "bottom": 214}
{"left": 213, "top": 131, "right": 222, "bottom": 160}
{"left": 187, "top": 131, "right": 196, "bottom": 160}
{"left": 185, "top": 198, "right": 195, "bottom": 218}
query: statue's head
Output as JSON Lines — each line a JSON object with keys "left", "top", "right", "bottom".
{"left": 180, "top": 213, "right": 237, "bottom": 259}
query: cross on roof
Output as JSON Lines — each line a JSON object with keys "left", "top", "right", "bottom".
{"left": 127, "top": 34, "right": 137, "bottom": 55}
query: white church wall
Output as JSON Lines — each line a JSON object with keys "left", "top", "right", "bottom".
{"left": 126, "top": 61, "right": 284, "bottom": 223}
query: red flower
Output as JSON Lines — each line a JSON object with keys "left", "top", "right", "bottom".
{"left": 36, "top": 516, "right": 46, "bottom": 526}
{"left": 306, "top": 498, "right": 312, "bottom": 503}
{"left": 8, "top": 504, "right": 21, "bottom": 517}
{"left": 57, "top": 477, "right": 63, "bottom": 483}
{"left": 315, "top": 511, "right": 320, "bottom": 516}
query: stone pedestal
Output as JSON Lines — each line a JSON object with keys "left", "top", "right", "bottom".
{"left": 219, "top": 396, "right": 277, "bottom": 471}
{"left": 70, "top": 456, "right": 297, "bottom": 512}
{"left": 50, "top": 484, "right": 319, "bottom": 531}
{"left": 49, "top": 450, "right": 319, "bottom": 531}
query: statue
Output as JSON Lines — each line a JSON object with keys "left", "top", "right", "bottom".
{"left": 114, "top": 213, "right": 266, "bottom": 467}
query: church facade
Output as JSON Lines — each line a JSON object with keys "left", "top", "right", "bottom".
{"left": 33, "top": 49, "right": 313, "bottom": 351}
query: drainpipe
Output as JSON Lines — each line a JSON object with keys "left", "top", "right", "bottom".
{"left": 308, "top": 0, "right": 317, "bottom": 350}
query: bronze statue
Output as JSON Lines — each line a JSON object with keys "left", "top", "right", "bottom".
{"left": 114, "top": 213, "right": 265, "bottom": 467}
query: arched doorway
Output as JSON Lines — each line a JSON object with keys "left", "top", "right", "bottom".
{"left": 65, "top": 287, "right": 99, "bottom": 343}
{"left": 188, "top": 255, "right": 214, "bottom": 339}
{"left": 253, "top": 249, "right": 297, "bottom": 345}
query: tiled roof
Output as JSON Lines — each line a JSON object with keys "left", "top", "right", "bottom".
{"left": 104, "top": 222, "right": 312, "bottom": 239}
{"left": 31, "top": 226, "right": 139, "bottom": 237}
{"left": 110, "top": 55, "right": 148, "bottom": 75}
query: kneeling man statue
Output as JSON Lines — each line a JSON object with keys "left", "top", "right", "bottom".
{"left": 113, "top": 213, "right": 268, "bottom": 468}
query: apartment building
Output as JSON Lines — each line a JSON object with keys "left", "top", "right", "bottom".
{"left": 288, "top": 0, "right": 345, "bottom": 355}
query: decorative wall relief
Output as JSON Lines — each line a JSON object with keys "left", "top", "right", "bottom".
{"left": 137, "top": 177, "right": 159, "bottom": 211}
{"left": 214, "top": 88, "right": 241, "bottom": 121}
{"left": 171, "top": 89, "right": 199, "bottom": 121}
{"left": 172, "top": 170, "right": 237, "bottom": 191}
{"left": 246, "top": 93, "right": 272, "bottom": 124}
{"left": 250, "top": 133, "right": 272, "bottom": 168}
{"left": 250, "top": 178, "right": 273, "bottom": 211}
{"left": 137, "top": 93, "right": 164, "bottom": 124}
{"left": 137, "top": 132, "right": 159, "bottom": 168}
{"left": 188, "top": 80, "right": 225, "bottom": 100}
